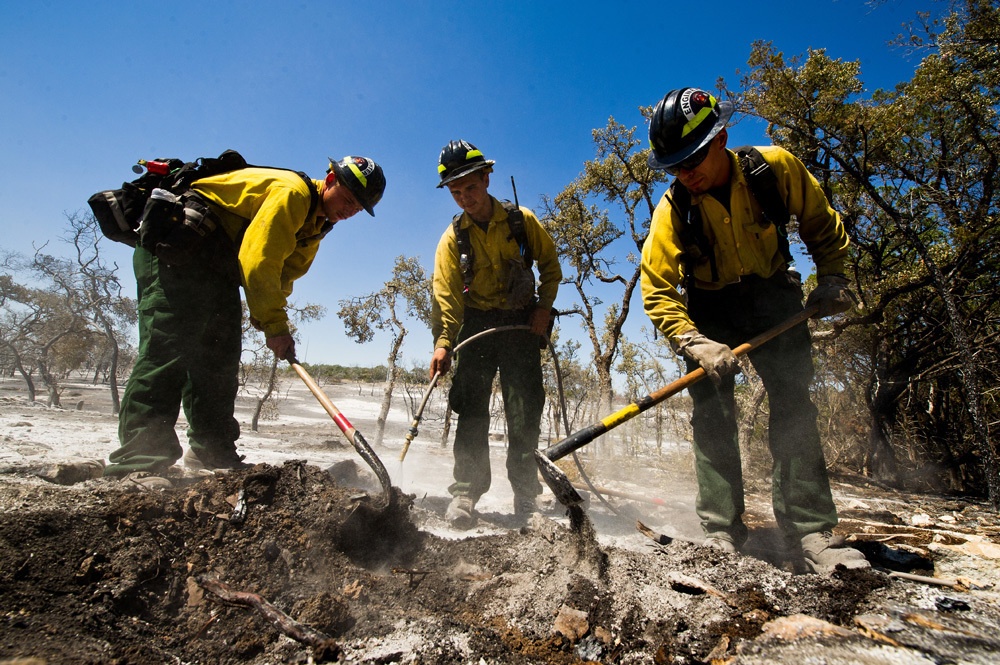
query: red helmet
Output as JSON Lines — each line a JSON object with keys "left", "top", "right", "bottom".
{"left": 647, "top": 88, "right": 733, "bottom": 170}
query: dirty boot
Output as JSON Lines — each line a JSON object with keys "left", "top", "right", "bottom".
{"left": 801, "top": 531, "right": 870, "bottom": 574}
{"left": 184, "top": 448, "right": 252, "bottom": 475}
{"left": 121, "top": 471, "right": 173, "bottom": 491}
{"left": 701, "top": 536, "right": 737, "bottom": 553}
{"left": 446, "top": 495, "right": 476, "bottom": 529}
{"left": 514, "top": 494, "right": 538, "bottom": 516}
{"left": 513, "top": 494, "right": 539, "bottom": 523}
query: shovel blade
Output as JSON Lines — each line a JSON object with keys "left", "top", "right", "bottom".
{"left": 534, "top": 450, "right": 584, "bottom": 507}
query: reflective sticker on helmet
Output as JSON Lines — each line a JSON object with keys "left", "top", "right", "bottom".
{"left": 679, "top": 89, "right": 718, "bottom": 138}
{"left": 347, "top": 162, "right": 368, "bottom": 188}
{"left": 466, "top": 149, "right": 483, "bottom": 160}
{"left": 344, "top": 157, "right": 375, "bottom": 189}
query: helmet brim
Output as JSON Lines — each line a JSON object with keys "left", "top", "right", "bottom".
{"left": 330, "top": 158, "right": 376, "bottom": 216}
{"left": 647, "top": 101, "right": 734, "bottom": 170}
{"left": 435, "top": 160, "right": 495, "bottom": 189}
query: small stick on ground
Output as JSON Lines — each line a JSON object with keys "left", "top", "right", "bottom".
{"left": 665, "top": 571, "right": 737, "bottom": 607}
{"left": 636, "top": 520, "right": 701, "bottom": 546}
{"left": 391, "top": 567, "right": 432, "bottom": 590}
{"left": 636, "top": 520, "right": 673, "bottom": 545}
{"left": 197, "top": 575, "right": 340, "bottom": 661}
{"left": 888, "top": 571, "right": 963, "bottom": 589}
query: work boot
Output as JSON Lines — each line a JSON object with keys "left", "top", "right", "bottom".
{"left": 121, "top": 471, "right": 173, "bottom": 491}
{"left": 513, "top": 494, "right": 539, "bottom": 519}
{"left": 701, "top": 536, "right": 737, "bottom": 553}
{"left": 183, "top": 448, "right": 252, "bottom": 475}
{"left": 445, "top": 495, "right": 476, "bottom": 530}
{"left": 800, "top": 531, "right": 870, "bottom": 574}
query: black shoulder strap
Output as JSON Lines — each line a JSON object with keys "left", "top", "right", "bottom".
{"left": 736, "top": 146, "right": 793, "bottom": 265}
{"left": 667, "top": 182, "right": 718, "bottom": 285}
{"left": 168, "top": 149, "right": 249, "bottom": 193}
{"left": 182, "top": 150, "right": 320, "bottom": 222}
{"left": 243, "top": 157, "right": 320, "bottom": 223}
{"left": 295, "top": 171, "right": 320, "bottom": 220}
{"left": 453, "top": 202, "right": 534, "bottom": 295}
{"left": 452, "top": 214, "right": 474, "bottom": 294}
{"left": 500, "top": 200, "right": 533, "bottom": 267}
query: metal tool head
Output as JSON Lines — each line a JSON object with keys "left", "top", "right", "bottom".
{"left": 534, "top": 450, "right": 584, "bottom": 507}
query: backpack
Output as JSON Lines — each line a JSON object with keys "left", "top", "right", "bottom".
{"left": 667, "top": 146, "right": 793, "bottom": 287}
{"left": 452, "top": 200, "right": 534, "bottom": 300}
{"left": 88, "top": 150, "right": 318, "bottom": 251}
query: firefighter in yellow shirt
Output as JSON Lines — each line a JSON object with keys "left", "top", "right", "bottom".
{"left": 430, "top": 140, "right": 562, "bottom": 528}
{"left": 105, "top": 156, "right": 385, "bottom": 488}
{"left": 641, "top": 88, "right": 868, "bottom": 573}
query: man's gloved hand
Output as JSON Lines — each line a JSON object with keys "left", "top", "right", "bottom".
{"left": 528, "top": 306, "right": 552, "bottom": 337}
{"left": 805, "top": 274, "right": 854, "bottom": 318}
{"left": 673, "top": 331, "right": 738, "bottom": 386}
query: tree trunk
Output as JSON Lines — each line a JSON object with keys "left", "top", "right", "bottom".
{"left": 893, "top": 214, "right": 996, "bottom": 507}
{"left": 108, "top": 342, "right": 121, "bottom": 416}
{"left": 37, "top": 358, "right": 61, "bottom": 408}
{"left": 15, "top": 359, "right": 36, "bottom": 403}
{"left": 375, "top": 333, "right": 405, "bottom": 447}
{"left": 865, "top": 359, "right": 901, "bottom": 484}
{"left": 441, "top": 403, "right": 452, "bottom": 447}
{"left": 252, "top": 356, "right": 279, "bottom": 432}
{"left": 98, "top": 319, "right": 122, "bottom": 415}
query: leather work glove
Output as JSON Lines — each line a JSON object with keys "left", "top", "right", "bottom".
{"left": 673, "top": 331, "right": 738, "bottom": 386}
{"left": 528, "top": 306, "right": 552, "bottom": 338}
{"left": 805, "top": 274, "right": 855, "bottom": 318}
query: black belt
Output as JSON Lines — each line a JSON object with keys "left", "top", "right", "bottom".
{"left": 464, "top": 306, "right": 531, "bottom": 326}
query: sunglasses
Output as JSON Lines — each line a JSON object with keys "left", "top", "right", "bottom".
{"left": 665, "top": 141, "right": 713, "bottom": 176}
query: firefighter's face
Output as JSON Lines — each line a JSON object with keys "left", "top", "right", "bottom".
{"left": 321, "top": 177, "right": 364, "bottom": 223}
{"left": 674, "top": 129, "right": 729, "bottom": 195}
{"left": 447, "top": 171, "right": 492, "bottom": 221}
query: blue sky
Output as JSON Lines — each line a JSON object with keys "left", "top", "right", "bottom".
{"left": 1, "top": 0, "right": 938, "bottom": 369}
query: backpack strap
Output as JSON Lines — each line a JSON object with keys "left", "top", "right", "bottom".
{"left": 294, "top": 171, "right": 320, "bottom": 221}
{"left": 290, "top": 173, "right": 328, "bottom": 242}
{"left": 167, "top": 149, "right": 249, "bottom": 193}
{"left": 668, "top": 147, "right": 795, "bottom": 288}
{"left": 452, "top": 214, "right": 474, "bottom": 294}
{"left": 452, "top": 201, "right": 535, "bottom": 296}
{"left": 500, "top": 200, "right": 533, "bottom": 268}
{"left": 667, "top": 181, "right": 718, "bottom": 287}
{"left": 736, "top": 146, "right": 794, "bottom": 266}
{"left": 183, "top": 150, "right": 320, "bottom": 222}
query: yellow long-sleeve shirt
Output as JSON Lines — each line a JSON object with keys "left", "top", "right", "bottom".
{"left": 191, "top": 168, "right": 328, "bottom": 338}
{"left": 432, "top": 196, "right": 562, "bottom": 349}
{"left": 641, "top": 146, "right": 849, "bottom": 340}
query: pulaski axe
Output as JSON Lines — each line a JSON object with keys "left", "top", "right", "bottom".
{"left": 535, "top": 306, "right": 819, "bottom": 508}
{"left": 289, "top": 356, "right": 393, "bottom": 509}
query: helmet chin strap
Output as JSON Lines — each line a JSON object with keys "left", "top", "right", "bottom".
{"left": 319, "top": 172, "right": 337, "bottom": 221}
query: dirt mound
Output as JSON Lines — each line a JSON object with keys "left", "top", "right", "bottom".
{"left": 1, "top": 459, "right": 999, "bottom": 664}
{"left": 2, "top": 391, "right": 1000, "bottom": 663}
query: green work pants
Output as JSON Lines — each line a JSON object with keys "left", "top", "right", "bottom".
{"left": 105, "top": 245, "right": 242, "bottom": 477}
{"left": 685, "top": 270, "right": 838, "bottom": 543}
{"left": 447, "top": 308, "right": 545, "bottom": 502}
